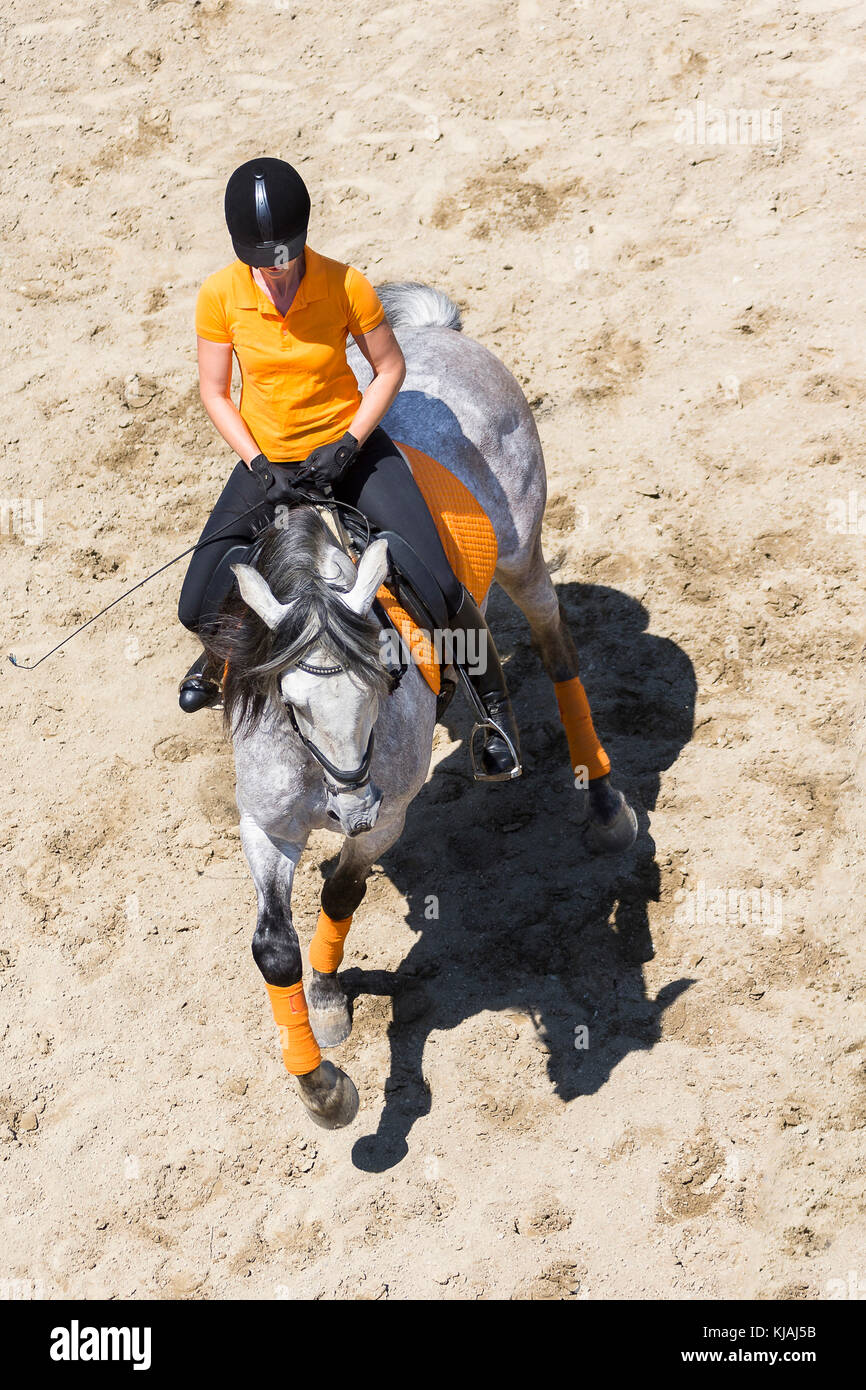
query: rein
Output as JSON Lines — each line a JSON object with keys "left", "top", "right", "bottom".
{"left": 284, "top": 702, "right": 376, "bottom": 794}
{"left": 281, "top": 651, "right": 376, "bottom": 793}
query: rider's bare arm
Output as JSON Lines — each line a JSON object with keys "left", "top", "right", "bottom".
{"left": 348, "top": 320, "right": 406, "bottom": 446}
{"left": 197, "top": 336, "right": 261, "bottom": 466}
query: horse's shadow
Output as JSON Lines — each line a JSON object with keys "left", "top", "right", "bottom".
{"left": 325, "top": 580, "right": 696, "bottom": 1172}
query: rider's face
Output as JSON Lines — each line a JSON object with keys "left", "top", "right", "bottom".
{"left": 259, "top": 255, "right": 302, "bottom": 288}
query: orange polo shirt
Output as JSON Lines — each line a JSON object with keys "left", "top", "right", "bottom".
{"left": 195, "top": 247, "right": 385, "bottom": 461}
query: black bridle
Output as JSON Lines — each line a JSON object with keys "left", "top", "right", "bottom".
{"left": 283, "top": 657, "right": 376, "bottom": 794}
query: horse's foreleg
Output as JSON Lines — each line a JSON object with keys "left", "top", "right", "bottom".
{"left": 307, "top": 815, "right": 406, "bottom": 1047}
{"left": 240, "top": 816, "right": 359, "bottom": 1129}
{"left": 496, "top": 535, "right": 638, "bottom": 852}
{"left": 307, "top": 872, "right": 364, "bottom": 1048}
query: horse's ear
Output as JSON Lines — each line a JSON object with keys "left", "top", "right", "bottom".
{"left": 231, "top": 564, "right": 291, "bottom": 630}
{"left": 341, "top": 538, "right": 389, "bottom": 617}
{"left": 324, "top": 547, "right": 359, "bottom": 590}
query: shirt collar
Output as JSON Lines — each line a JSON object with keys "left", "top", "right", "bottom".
{"left": 233, "top": 246, "right": 328, "bottom": 312}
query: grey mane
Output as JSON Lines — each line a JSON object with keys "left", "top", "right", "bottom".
{"left": 209, "top": 507, "right": 390, "bottom": 736}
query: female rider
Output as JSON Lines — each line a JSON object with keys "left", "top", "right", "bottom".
{"left": 178, "top": 157, "right": 520, "bottom": 780}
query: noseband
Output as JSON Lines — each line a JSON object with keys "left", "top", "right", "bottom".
{"left": 284, "top": 657, "right": 375, "bottom": 794}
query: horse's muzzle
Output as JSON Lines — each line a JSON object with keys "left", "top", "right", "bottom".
{"left": 327, "top": 781, "right": 383, "bottom": 837}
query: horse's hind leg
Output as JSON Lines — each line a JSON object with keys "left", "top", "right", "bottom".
{"left": 241, "top": 816, "right": 360, "bottom": 1129}
{"left": 307, "top": 816, "right": 406, "bottom": 1047}
{"left": 496, "top": 533, "right": 579, "bottom": 682}
{"left": 496, "top": 534, "right": 638, "bottom": 853}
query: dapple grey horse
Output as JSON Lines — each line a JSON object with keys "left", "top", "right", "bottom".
{"left": 223, "top": 283, "right": 637, "bottom": 1128}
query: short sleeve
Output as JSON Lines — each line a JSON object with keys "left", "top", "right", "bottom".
{"left": 195, "top": 278, "right": 232, "bottom": 343}
{"left": 345, "top": 265, "right": 385, "bottom": 337}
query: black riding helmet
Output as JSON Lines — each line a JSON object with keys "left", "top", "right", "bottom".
{"left": 224, "top": 157, "right": 311, "bottom": 267}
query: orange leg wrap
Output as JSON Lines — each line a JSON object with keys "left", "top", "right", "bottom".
{"left": 308, "top": 909, "right": 354, "bottom": 975}
{"left": 265, "top": 981, "right": 321, "bottom": 1076}
{"left": 554, "top": 676, "right": 611, "bottom": 782}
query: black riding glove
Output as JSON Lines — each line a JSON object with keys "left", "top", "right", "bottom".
{"left": 296, "top": 431, "right": 359, "bottom": 490}
{"left": 268, "top": 468, "right": 310, "bottom": 505}
{"left": 250, "top": 454, "right": 308, "bottom": 506}
{"left": 248, "top": 453, "right": 275, "bottom": 493}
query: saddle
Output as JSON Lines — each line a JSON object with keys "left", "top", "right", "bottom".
{"left": 366, "top": 442, "right": 498, "bottom": 698}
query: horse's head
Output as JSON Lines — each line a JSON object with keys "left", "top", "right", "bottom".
{"left": 224, "top": 517, "right": 392, "bottom": 837}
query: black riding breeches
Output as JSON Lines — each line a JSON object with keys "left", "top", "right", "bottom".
{"left": 177, "top": 427, "right": 464, "bottom": 635}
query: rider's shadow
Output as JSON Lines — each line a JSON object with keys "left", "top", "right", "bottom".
{"left": 333, "top": 581, "right": 697, "bottom": 1172}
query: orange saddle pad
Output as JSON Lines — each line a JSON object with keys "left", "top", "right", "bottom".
{"left": 375, "top": 443, "right": 498, "bottom": 695}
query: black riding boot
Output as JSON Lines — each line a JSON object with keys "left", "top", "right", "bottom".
{"left": 178, "top": 650, "right": 221, "bottom": 713}
{"left": 448, "top": 587, "right": 521, "bottom": 780}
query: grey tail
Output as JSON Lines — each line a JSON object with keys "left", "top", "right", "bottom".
{"left": 374, "top": 281, "right": 462, "bottom": 333}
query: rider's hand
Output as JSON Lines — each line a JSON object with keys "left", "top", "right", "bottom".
{"left": 249, "top": 454, "right": 307, "bottom": 505}
{"left": 267, "top": 466, "right": 310, "bottom": 505}
{"left": 295, "top": 431, "right": 358, "bottom": 490}
{"left": 248, "top": 453, "right": 275, "bottom": 493}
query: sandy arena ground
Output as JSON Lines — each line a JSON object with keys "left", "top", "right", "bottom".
{"left": 2, "top": 0, "right": 865, "bottom": 1300}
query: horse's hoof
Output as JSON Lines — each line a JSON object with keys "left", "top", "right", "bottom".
{"left": 586, "top": 792, "right": 638, "bottom": 855}
{"left": 308, "top": 971, "right": 352, "bottom": 1047}
{"left": 309, "top": 1001, "right": 352, "bottom": 1048}
{"left": 296, "top": 1060, "right": 360, "bottom": 1130}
